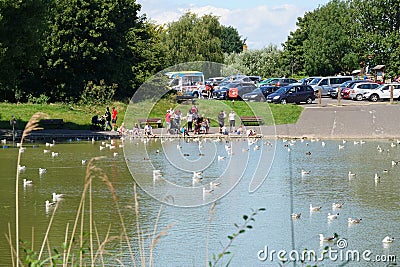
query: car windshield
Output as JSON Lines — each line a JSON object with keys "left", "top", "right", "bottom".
{"left": 275, "top": 87, "right": 289, "bottom": 94}
{"left": 340, "top": 81, "right": 352, "bottom": 87}
{"left": 309, "top": 78, "right": 321, "bottom": 85}
{"left": 376, "top": 84, "right": 386, "bottom": 90}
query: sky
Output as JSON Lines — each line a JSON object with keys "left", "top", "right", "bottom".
{"left": 138, "top": 0, "right": 331, "bottom": 49}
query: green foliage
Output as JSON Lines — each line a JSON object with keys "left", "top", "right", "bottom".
{"left": 224, "top": 45, "right": 285, "bottom": 78}
{"left": 28, "top": 94, "right": 51, "bottom": 105}
{"left": 209, "top": 208, "right": 266, "bottom": 267}
{"left": 221, "top": 25, "right": 246, "bottom": 54}
{"left": 79, "top": 80, "right": 117, "bottom": 106}
{"left": 161, "top": 12, "right": 224, "bottom": 65}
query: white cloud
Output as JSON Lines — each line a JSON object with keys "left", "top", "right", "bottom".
{"left": 140, "top": 2, "right": 308, "bottom": 49}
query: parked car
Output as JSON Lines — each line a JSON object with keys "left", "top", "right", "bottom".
{"left": 257, "top": 77, "right": 280, "bottom": 87}
{"left": 309, "top": 76, "right": 354, "bottom": 96}
{"left": 205, "top": 77, "right": 225, "bottom": 87}
{"left": 348, "top": 82, "right": 380, "bottom": 100}
{"left": 248, "top": 76, "right": 262, "bottom": 84}
{"left": 242, "top": 86, "right": 280, "bottom": 102}
{"left": 212, "top": 82, "right": 256, "bottom": 100}
{"left": 363, "top": 83, "right": 400, "bottom": 102}
{"left": 328, "top": 80, "right": 369, "bottom": 98}
{"left": 266, "top": 84, "right": 315, "bottom": 104}
{"left": 267, "top": 78, "right": 298, "bottom": 87}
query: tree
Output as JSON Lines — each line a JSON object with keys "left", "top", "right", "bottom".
{"left": 0, "top": 0, "right": 47, "bottom": 101}
{"left": 221, "top": 25, "right": 246, "bottom": 54}
{"left": 224, "top": 45, "right": 284, "bottom": 78}
{"left": 41, "top": 0, "right": 161, "bottom": 101}
{"left": 161, "top": 12, "right": 224, "bottom": 66}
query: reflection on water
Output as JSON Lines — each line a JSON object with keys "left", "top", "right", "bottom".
{"left": 0, "top": 137, "right": 399, "bottom": 266}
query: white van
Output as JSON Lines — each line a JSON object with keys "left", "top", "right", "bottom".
{"left": 309, "top": 76, "right": 354, "bottom": 96}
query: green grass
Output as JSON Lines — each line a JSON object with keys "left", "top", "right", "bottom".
{"left": 0, "top": 102, "right": 127, "bottom": 130}
{"left": 0, "top": 99, "right": 302, "bottom": 130}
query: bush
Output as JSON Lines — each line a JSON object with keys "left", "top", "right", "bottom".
{"left": 79, "top": 80, "right": 117, "bottom": 106}
{"left": 27, "top": 94, "right": 50, "bottom": 104}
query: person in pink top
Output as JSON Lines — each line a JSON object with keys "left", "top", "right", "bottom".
{"left": 165, "top": 110, "right": 171, "bottom": 130}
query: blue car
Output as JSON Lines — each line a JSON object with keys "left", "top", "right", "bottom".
{"left": 266, "top": 84, "right": 315, "bottom": 104}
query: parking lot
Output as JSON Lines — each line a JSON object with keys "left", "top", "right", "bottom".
{"left": 301, "top": 96, "right": 397, "bottom": 107}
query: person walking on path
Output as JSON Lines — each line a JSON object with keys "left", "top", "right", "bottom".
{"left": 218, "top": 110, "right": 226, "bottom": 134}
{"left": 104, "top": 107, "right": 112, "bottom": 131}
{"left": 111, "top": 107, "right": 118, "bottom": 131}
{"left": 228, "top": 110, "right": 236, "bottom": 132}
{"left": 187, "top": 110, "right": 193, "bottom": 132}
{"left": 165, "top": 110, "right": 171, "bottom": 131}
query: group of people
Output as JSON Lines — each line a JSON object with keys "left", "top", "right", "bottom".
{"left": 92, "top": 105, "right": 257, "bottom": 137}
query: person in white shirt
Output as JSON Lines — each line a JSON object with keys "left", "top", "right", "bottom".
{"left": 228, "top": 110, "right": 236, "bottom": 132}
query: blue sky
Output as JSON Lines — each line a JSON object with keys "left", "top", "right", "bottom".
{"left": 139, "top": 0, "right": 331, "bottom": 49}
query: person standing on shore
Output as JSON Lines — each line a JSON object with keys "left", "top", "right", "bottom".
{"left": 228, "top": 110, "right": 236, "bottom": 132}
{"left": 187, "top": 110, "right": 193, "bottom": 132}
{"left": 111, "top": 107, "right": 118, "bottom": 131}
{"left": 218, "top": 110, "right": 226, "bottom": 134}
{"left": 165, "top": 110, "right": 171, "bottom": 131}
{"left": 104, "top": 107, "right": 112, "bottom": 131}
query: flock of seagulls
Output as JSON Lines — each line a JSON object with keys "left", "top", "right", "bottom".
{"left": 285, "top": 138, "right": 397, "bottom": 246}
{"left": 13, "top": 136, "right": 124, "bottom": 214}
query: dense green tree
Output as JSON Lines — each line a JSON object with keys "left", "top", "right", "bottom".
{"left": 0, "top": 0, "right": 47, "bottom": 101}
{"left": 161, "top": 12, "right": 224, "bottom": 66}
{"left": 224, "top": 45, "right": 284, "bottom": 78}
{"left": 41, "top": 0, "right": 162, "bottom": 100}
{"left": 221, "top": 25, "right": 246, "bottom": 54}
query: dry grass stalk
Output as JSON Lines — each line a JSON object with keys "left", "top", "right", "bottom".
{"left": 7, "top": 223, "right": 16, "bottom": 267}
{"left": 38, "top": 201, "right": 59, "bottom": 260}
{"left": 15, "top": 112, "right": 46, "bottom": 264}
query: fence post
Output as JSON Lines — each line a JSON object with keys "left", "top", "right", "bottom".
{"left": 318, "top": 88, "right": 322, "bottom": 107}
{"left": 337, "top": 86, "right": 341, "bottom": 106}
{"left": 390, "top": 85, "right": 394, "bottom": 104}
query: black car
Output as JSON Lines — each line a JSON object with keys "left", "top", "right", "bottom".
{"left": 242, "top": 86, "right": 279, "bottom": 102}
{"left": 266, "top": 84, "right": 315, "bottom": 104}
{"left": 213, "top": 82, "right": 256, "bottom": 100}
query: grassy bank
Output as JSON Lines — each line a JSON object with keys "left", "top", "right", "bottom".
{"left": 0, "top": 99, "right": 303, "bottom": 130}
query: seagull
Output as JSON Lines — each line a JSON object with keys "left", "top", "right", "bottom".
{"left": 45, "top": 142, "right": 51, "bottom": 147}
{"left": 310, "top": 204, "right": 322, "bottom": 212}
{"left": 100, "top": 146, "right": 105, "bottom": 151}
{"left": 291, "top": 213, "right": 301, "bottom": 219}
{"left": 327, "top": 213, "right": 339, "bottom": 220}
{"left": 81, "top": 160, "right": 87, "bottom": 165}
{"left": 305, "top": 151, "right": 311, "bottom": 156}
{"left": 113, "top": 152, "right": 118, "bottom": 157}
{"left": 52, "top": 192, "right": 64, "bottom": 202}
{"left": 1, "top": 139, "right": 6, "bottom": 144}
{"left": 382, "top": 236, "right": 395, "bottom": 243}
{"left": 23, "top": 179, "right": 32, "bottom": 186}
{"left": 348, "top": 171, "right": 356, "bottom": 179}
{"left": 301, "top": 169, "right": 310, "bottom": 176}
{"left": 253, "top": 145, "right": 260, "bottom": 151}
{"left": 210, "top": 181, "right": 221, "bottom": 189}
{"left": 18, "top": 165, "right": 26, "bottom": 172}
{"left": 348, "top": 218, "right": 362, "bottom": 224}
{"left": 342, "top": 140, "right": 347, "bottom": 144}
{"left": 109, "top": 145, "right": 116, "bottom": 150}
{"left": 153, "top": 170, "right": 162, "bottom": 184}
{"left": 321, "top": 141, "right": 326, "bottom": 147}
{"left": 192, "top": 171, "right": 203, "bottom": 178}
{"left": 391, "top": 143, "right": 396, "bottom": 148}
{"left": 218, "top": 156, "right": 226, "bottom": 161}
{"left": 377, "top": 145, "right": 382, "bottom": 152}
{"left": 353, "top": 141, "right": 359, "bottom": 145}
{"left": 39, "top": 168, "right": 47, "bottom": 176}
{"left": 338, "top": 145, "right": 344, "bottom": 150}
{"left": 332, "top": 203, "right": 344, "bottom": 209}
{"left": 177, "top": 144, "right": 182, "bottom": 150}
{"left": 374, "top": 173, "right": 381, "bottom": 183}
{"left": 192, "top": 176, "right": 202, "bottom": 185}
{"left": 45, "top": 200, "right": 55, "bottom": 209}
{"left": 319, "top": 234, "right": 336, "bottom": 242}
{"left": 391, "top": 160, "right": 399, "bottom": 166}
{"left": 202, "top": 187, "right": 214, "bottom": 199}
{"left": 19, "top": 147, "right": 25, "bottom": 153}
{"left": 51, "top": 152, "right": 59, "bottom": 158}
{"left": 43, "top": 149, "right": 51, "bottom": 154}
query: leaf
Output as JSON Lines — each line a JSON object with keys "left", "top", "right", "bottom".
{"left": 246, "top": 225, "right": 253, "bottom": 229}
{"left": 243, "top": 215, "right": 248, "bottom": 220}
{"left": 234, "top": 223, "right": 239, "bottom": 228}
{"left": 239, "top": 229, "right": 245, "bottom": 234}
{"left": 227, "top": 235, "right": 233, "bottom": 240}
{"left": 258, "top": 208, "right": 266, "bottom": 211}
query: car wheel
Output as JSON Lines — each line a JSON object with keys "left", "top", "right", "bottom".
{"left": 306, "top": 97, "right": 313, "bottom": 104}
{"left": 355, "top": 94, "right": 363, "bottom": 101}
{"left": 280, "top": 99, "right": 287, "bottom": 104}
{"left": 192, "top": 92, "right": 199, "bottom": 98}
{"left": 370, "top": 94, "right": 379, "bottom": 102}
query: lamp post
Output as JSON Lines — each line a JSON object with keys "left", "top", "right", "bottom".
{"left": 10, "top": 115, "right": 16, "bottom": 147}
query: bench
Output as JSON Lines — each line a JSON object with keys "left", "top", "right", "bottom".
{"left": 176, "top": 95, "right": 194, "bottom": 104}
{"left": 138, "top": 118, "right": 163, "bottom": 129}
{"left": 240, "top": 116, "right": 263, "bottom": 126}
{"left": 39, "top": 119, "right": 64, "bottom": 129}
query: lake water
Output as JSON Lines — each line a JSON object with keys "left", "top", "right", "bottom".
{"left": 0, "top": 137, "right": 399, "bottom": 266}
